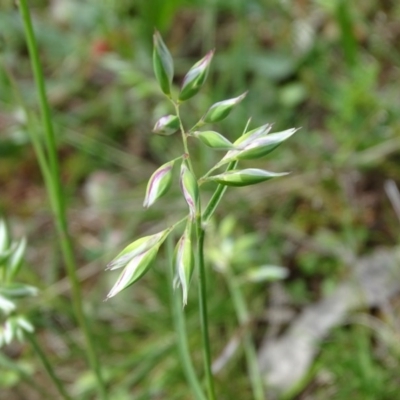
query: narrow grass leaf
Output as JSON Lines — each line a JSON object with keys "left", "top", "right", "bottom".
{"left": 6, "top": 237, "right": 27, "bottom": 280}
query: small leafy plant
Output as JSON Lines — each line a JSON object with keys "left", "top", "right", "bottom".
{"left": 0, "top": 218, "right": 35, "bottom": 348}
{"left": 0, "top": 218, "right": 71, "bottom": 399}
{"left": 106, "top": 31, "right": 298, "bottom": 399}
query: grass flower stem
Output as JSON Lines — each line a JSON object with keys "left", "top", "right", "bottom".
{"left": 26, "top": 333, "right": 72, "bottom": 400}
{"left": 195, "top": 216, "right": 217, "bottom": 400}
{"left": 18, "top": 2, "right": 107, "bottom": 398}
{"left": 166, "top": 236, "right": 207, "bottom": 400}
{"left": 174, "top": 102, "right": 195, "bottom": 170}
{"left": 173, "top": 99, "right": 217, "bottom": 399}
{"left": 202, "top": 160, "right": 238, "bottom": 224}
{"left": 203, "top": 118, "right": 251, "bottom": 223}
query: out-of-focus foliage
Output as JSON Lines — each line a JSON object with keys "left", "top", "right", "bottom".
{"left": 1, "top": 0, "right": 400, "bottom": 398}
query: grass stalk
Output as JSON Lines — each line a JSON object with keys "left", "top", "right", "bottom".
{"left": 174, "top": 100, "right": 217, "bottom": 399}
{"left": 18, "top": 2, "right": 107, "bottom": 398}
{"left": 203, "top": 119, "right": 250, "bottom": 223}
{"left": 197, "top": 118, "right": 255, "bottom": 397}
{"left": 195, "top": 217, "right": 217, "bottom": 400}
{"left": 26, "top": 333, "right": 72, "bottom": 400}
{"left": 203, "top": 160, "right": 238, "bottom": 224}
{"left": 166, "top": 235, "right": 207, "bottom": 400}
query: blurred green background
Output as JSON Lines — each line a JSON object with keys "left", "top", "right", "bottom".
{"left": 1, "top": 0, "right": 400, "bottom": 399}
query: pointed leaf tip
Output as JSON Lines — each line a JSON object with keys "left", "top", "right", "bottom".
{"left": 179, "top": 50, "right": 215, "bottom": 101}
{"left": 217, "top": 126, "right": 298, "bottom": 166}
{"left": 107, "top": 229, "right": 170, "bottom": 271}
{"left": 202, "top": 91, "right": 248, "bottom": 123}
{"left": 153, "top": 31, "right": 174, "bottom": 95}
{"left": 143, "top": 160, "right": 175, "bottom": 208}
{"left": 206, "top": 168, "right": 289, "bottom": 187}
{"left": 106, "top": 246, "right": 159, "bottom": 299}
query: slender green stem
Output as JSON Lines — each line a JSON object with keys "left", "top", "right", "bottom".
{"left": 202, "top": 118, "right": 251, "bottom": 223}
{"left": 195, "top": 216, "right": 217, "bottom": 400}
{"left": 173, "top": 99, "right": 217, "bottom": 398}
{"left": 199, "top": 162, "right": 226, "bottom": 181}
{"left": 26, "top": 333, "right": 72, "bottom": 400}
{"left": 174, "top": 102, "right": 196, "bottom": 170}
{"left": 203, "top": 160, "right": 238, "bottom": 224}
{"left": 18, "top": 2, "right": 107, "bottom": 398}
{"left": 166, "top": 236, "right": 207, "bottom": 400}
{"left": 225, "top": 271, "right": 265, "bottom": 400}
{"left": 188, "top": 120, "right": 205, "bottom": 133}
{"left": 18, "top": 5, "right": 61, "bottom": 194}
